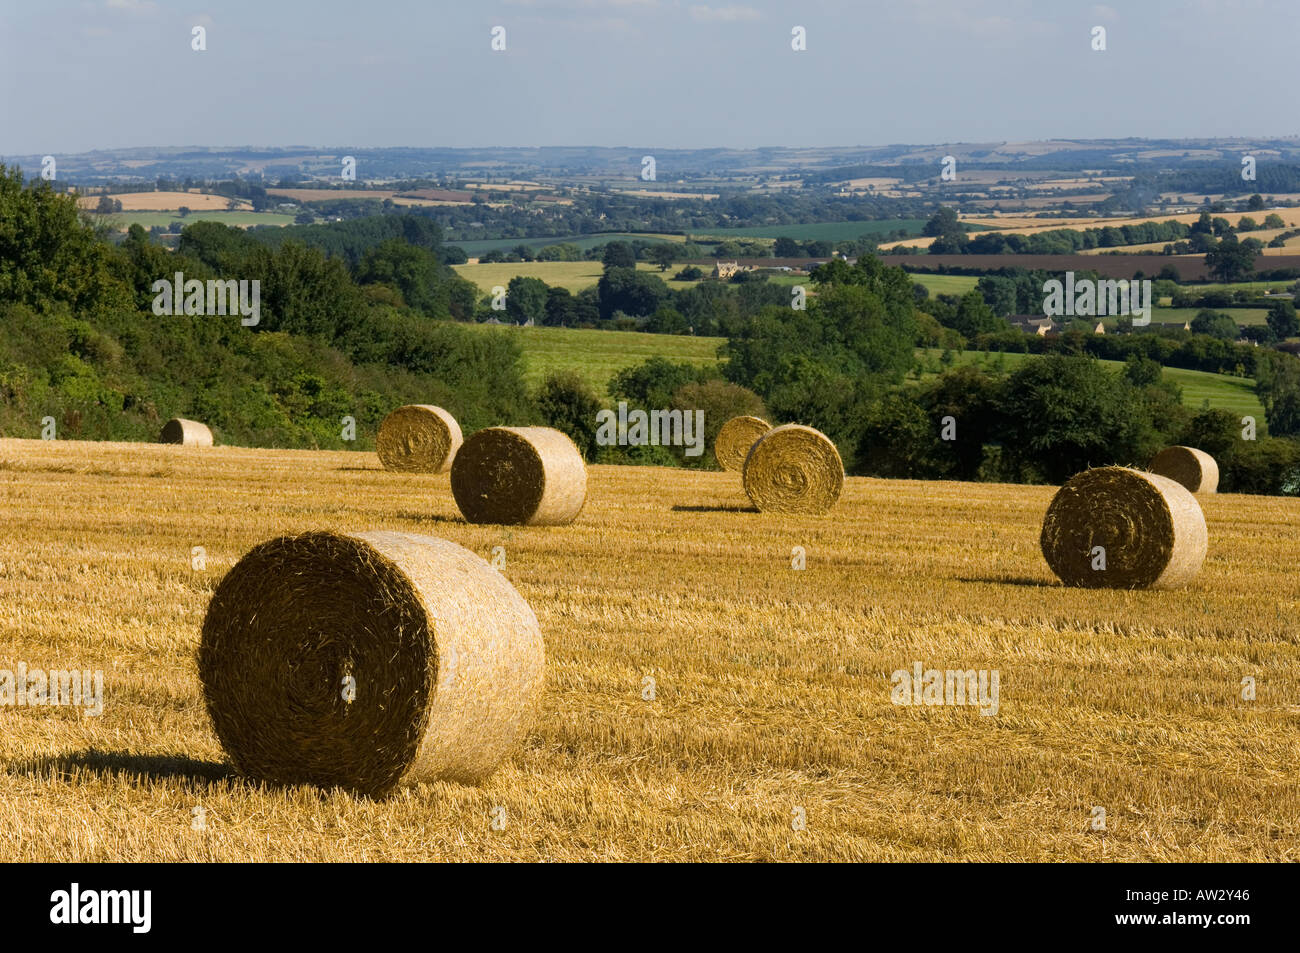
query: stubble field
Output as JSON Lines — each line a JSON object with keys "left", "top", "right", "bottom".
{"left": 0, "top": 437, "right": 1297, "bottom": 861}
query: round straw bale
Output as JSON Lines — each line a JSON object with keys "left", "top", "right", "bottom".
{"left": 715, "top": 415, "right": 771, "bottom": 471}
{"left": 199, "top": 530, "right": 545, "bottom": 797}
{"left": 1148, "top": 445, "right": 1219, "bottom": 494}
{"left": 742, "top": 424, "right": 844, "bottom": 515}
{"left": 376, "top": 405, "right": 463, "bottom": 473}
{"left": 451, "top": 426, "right": 586, "bottom": 525}
{"left": 1040, "top": 466, "right": 1207, "bottom": 590}
{"left": 159, "top": 418, "right": 213, "bottom": 447}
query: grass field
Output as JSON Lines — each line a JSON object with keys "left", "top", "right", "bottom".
{"left": 453, "top": 263, "right": 977, "bottom": 298}
{"left": 689, "top": 219, "right": 928, "bottom": 242}
{"left": 911, "top": 274, "right": 981, "bottom": 296}
{"left": 1154, "top": 308, "right": 1267, "bottom": 327}
{"left": 478, "top": 323, "right": 1262, "bottom": 417}
{"left": 453, "top": 261, "right": 701, "bottom": 294}
{"left": 96, "top": 211, "right": 299, "bottom": 230}
{"left": 450, "top": 233, "right": 685, "bottom": 257}
{"left": 465, "top": 325, "right": 723, "bottom": 393}
{"left": 923, "top": 350, "right": 1265, "bottom": 419}
{"left": 1, "top": 437, "right": 1296, "bottom": 861}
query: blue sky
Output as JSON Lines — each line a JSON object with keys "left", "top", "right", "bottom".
{"left": 1, "top": 0, "right": 1295, "bottom": 154}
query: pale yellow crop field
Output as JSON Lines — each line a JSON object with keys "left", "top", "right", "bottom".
{"left": 0, "top": 437, "right": 1297, "bottom": 861}
{"left": 75, "top": 190, "right": 252, "bottom": 212}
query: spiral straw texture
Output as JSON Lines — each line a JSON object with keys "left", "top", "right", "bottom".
{"left": 198, "top": 531, "right": 546, "bottom": 797}
{"left": 1040, "top": 466, "right": 1207, "bottom": 590}
{"left": 715, "top": 415, "right": 771, "bottom": 472}
{"left": 741, "top": 424, "right": 844, "bottom": 515}
{"left": 451, "top": 426, "right": 587, "bottom": 526}
{"left": 376, "top": 405, "right": 463, "bottom": 473}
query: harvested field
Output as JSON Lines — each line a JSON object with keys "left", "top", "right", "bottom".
{"left": 0, "top": 437, "right": 1297, "bottom": 861}
{"left": 76, "top": 190, "right": 252, "bottom": 212}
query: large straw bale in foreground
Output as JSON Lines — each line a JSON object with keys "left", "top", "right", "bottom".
{"left": 1148, "top": 445, "right": 1219, "bottom": 494}
{"left": 199, "top": 531, "right": 545, "bottom": 797}
{"left": 715, "top": 415, "right": 771, "bottom": 472}
{"left": 1040, "top": 466, "right": 1207, "bottom": 590}
{"left": 376, "top": 405, "right": 463, "bottom": 473}
{"left": 451, "top": 426, "right": 586, "bottom": 526}
{"left": 742, "top": 424, "right": 844, "bottom": 515}
{"left": 159, "top": 418, "right": 213, "bottom": 447}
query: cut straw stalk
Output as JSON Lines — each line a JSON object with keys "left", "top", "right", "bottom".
{"left": 715, "top": 415, "right": 771, "bottom": 472}
{"left": 742, "top": 424, "right": 844, "bottom": 515}
{"left": 451, "top": 426, "right": 586, "bottom": 526}
{"left": 1148, "top": 445, "right": 1219, "bottom": 494}
{"left": 159, "top": 418, "right": 213, "bottom": 447}
{"left": 376, "top": 405, "right": 463, "bottom": 473}
{"left": 199, "top": 531, "right": 545, "bottom": 797}
{"left": 1040, "top": 466, "right": 1207, "bottom": 589}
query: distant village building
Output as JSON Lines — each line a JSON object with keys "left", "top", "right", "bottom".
{"left": 1094, "top": 322, "right": 1106, "bottom": 335}
{"left": 712, "top": 261, "right": 752, "bottom": 279}
{"left": 1008, "top": 315, "right": 1055, "bottom": 336}
{"left": 484, "top": 316, "right": 504, "bottom": 325}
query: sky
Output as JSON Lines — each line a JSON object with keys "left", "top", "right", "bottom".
{"left": 0, "top": 0, "right": 1295, "bottom": 155}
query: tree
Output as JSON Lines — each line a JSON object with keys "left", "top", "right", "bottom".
{"left": 505, "top": 275, "right": 549, "bottom": 323}
{"left": 923, "top": 207, "right": 961, "bottom": 238}
{"left": 670, "top": 379, "right": 766, "bottom": 469}
{"left": 596, "top": 267, "right": 667, "bottom": 320}
{"left": 610, "top": 357, "right": 708, "bottom": 408}
{"left": 356, "top": 239, "right": 446, "bottom": 316}
{"left": 1205, "top": 233, "right": 1259, "bottom": 282}
{"left": 1247, "top": 193, "right": 1265, "bottom": 211}
{"left": 949, "top": 290, "right": 1004, "bottom": 338}
{"left": 602, "top": 241, "right": 636, "bottom": 270}
{"left": 1256, "top": 349, "right": 1300, "bottom": 437}
{"left": 543, "top": 285, "right": 576, "bottom": 327}
{"left": 773, "top": 237, "right": 801, "bottom": 258}
{"left": 1190, "top": 309, "right": 1239, "bottom": 341}
{"left": 178, "top": 206, "right": 192, "bottom": 218}
{"left": 1267, "top": 299, "right": 1299, "bottom": 340}
{"left": 649, "top": 244, "right": 677, "bottom": 271}
{"left": 536, "top": 370, "right": 603, "bottom": 459}
{"left": 997, "top": 355, "right": 1155, "bottom": 483}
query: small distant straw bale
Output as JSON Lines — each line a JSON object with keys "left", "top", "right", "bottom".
{"left": 376, "top": 405, "right": 462, "bottom": 472}
{"left": 159, "top": 418, "right": 213, "bottom": 446}
{"left": 742, "top": 424, "right": 844, "bottom": 515}
{"left": 715, "top": 415, "right": 771, "bottom": 472}
{"left": 1148, "top": 445, "right": 1218, "bottom": 494}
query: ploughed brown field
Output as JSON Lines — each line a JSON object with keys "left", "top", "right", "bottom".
{"left": 0, "top": 437, "right": 1296, "bottom": 861}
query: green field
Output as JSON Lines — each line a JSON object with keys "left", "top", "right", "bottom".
{"left": 458, "top": 321, "right": 1264, "bottom": 420}
{"left": 923, "top": 349, "right": 1264, "bottom": 419}
{"left": 1152, "top": 307, "right": 1267, "bottom": 327}
{"left": 689, "top": 219, "right": 927, "bottom": 242}
{"left": 97, "top": 210, "right": 299, "bottom": 230}
{"left": 911, "top": 274, "right": 981, "bottom": 296}
{"left": 453, "top": 261, "right": 705, "bottom": 294}
{"left": 464, "top": 324, "right": 724, "bottom": 394}
{"left": 449, "top": 232, "right": 684, "bottom": 257}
